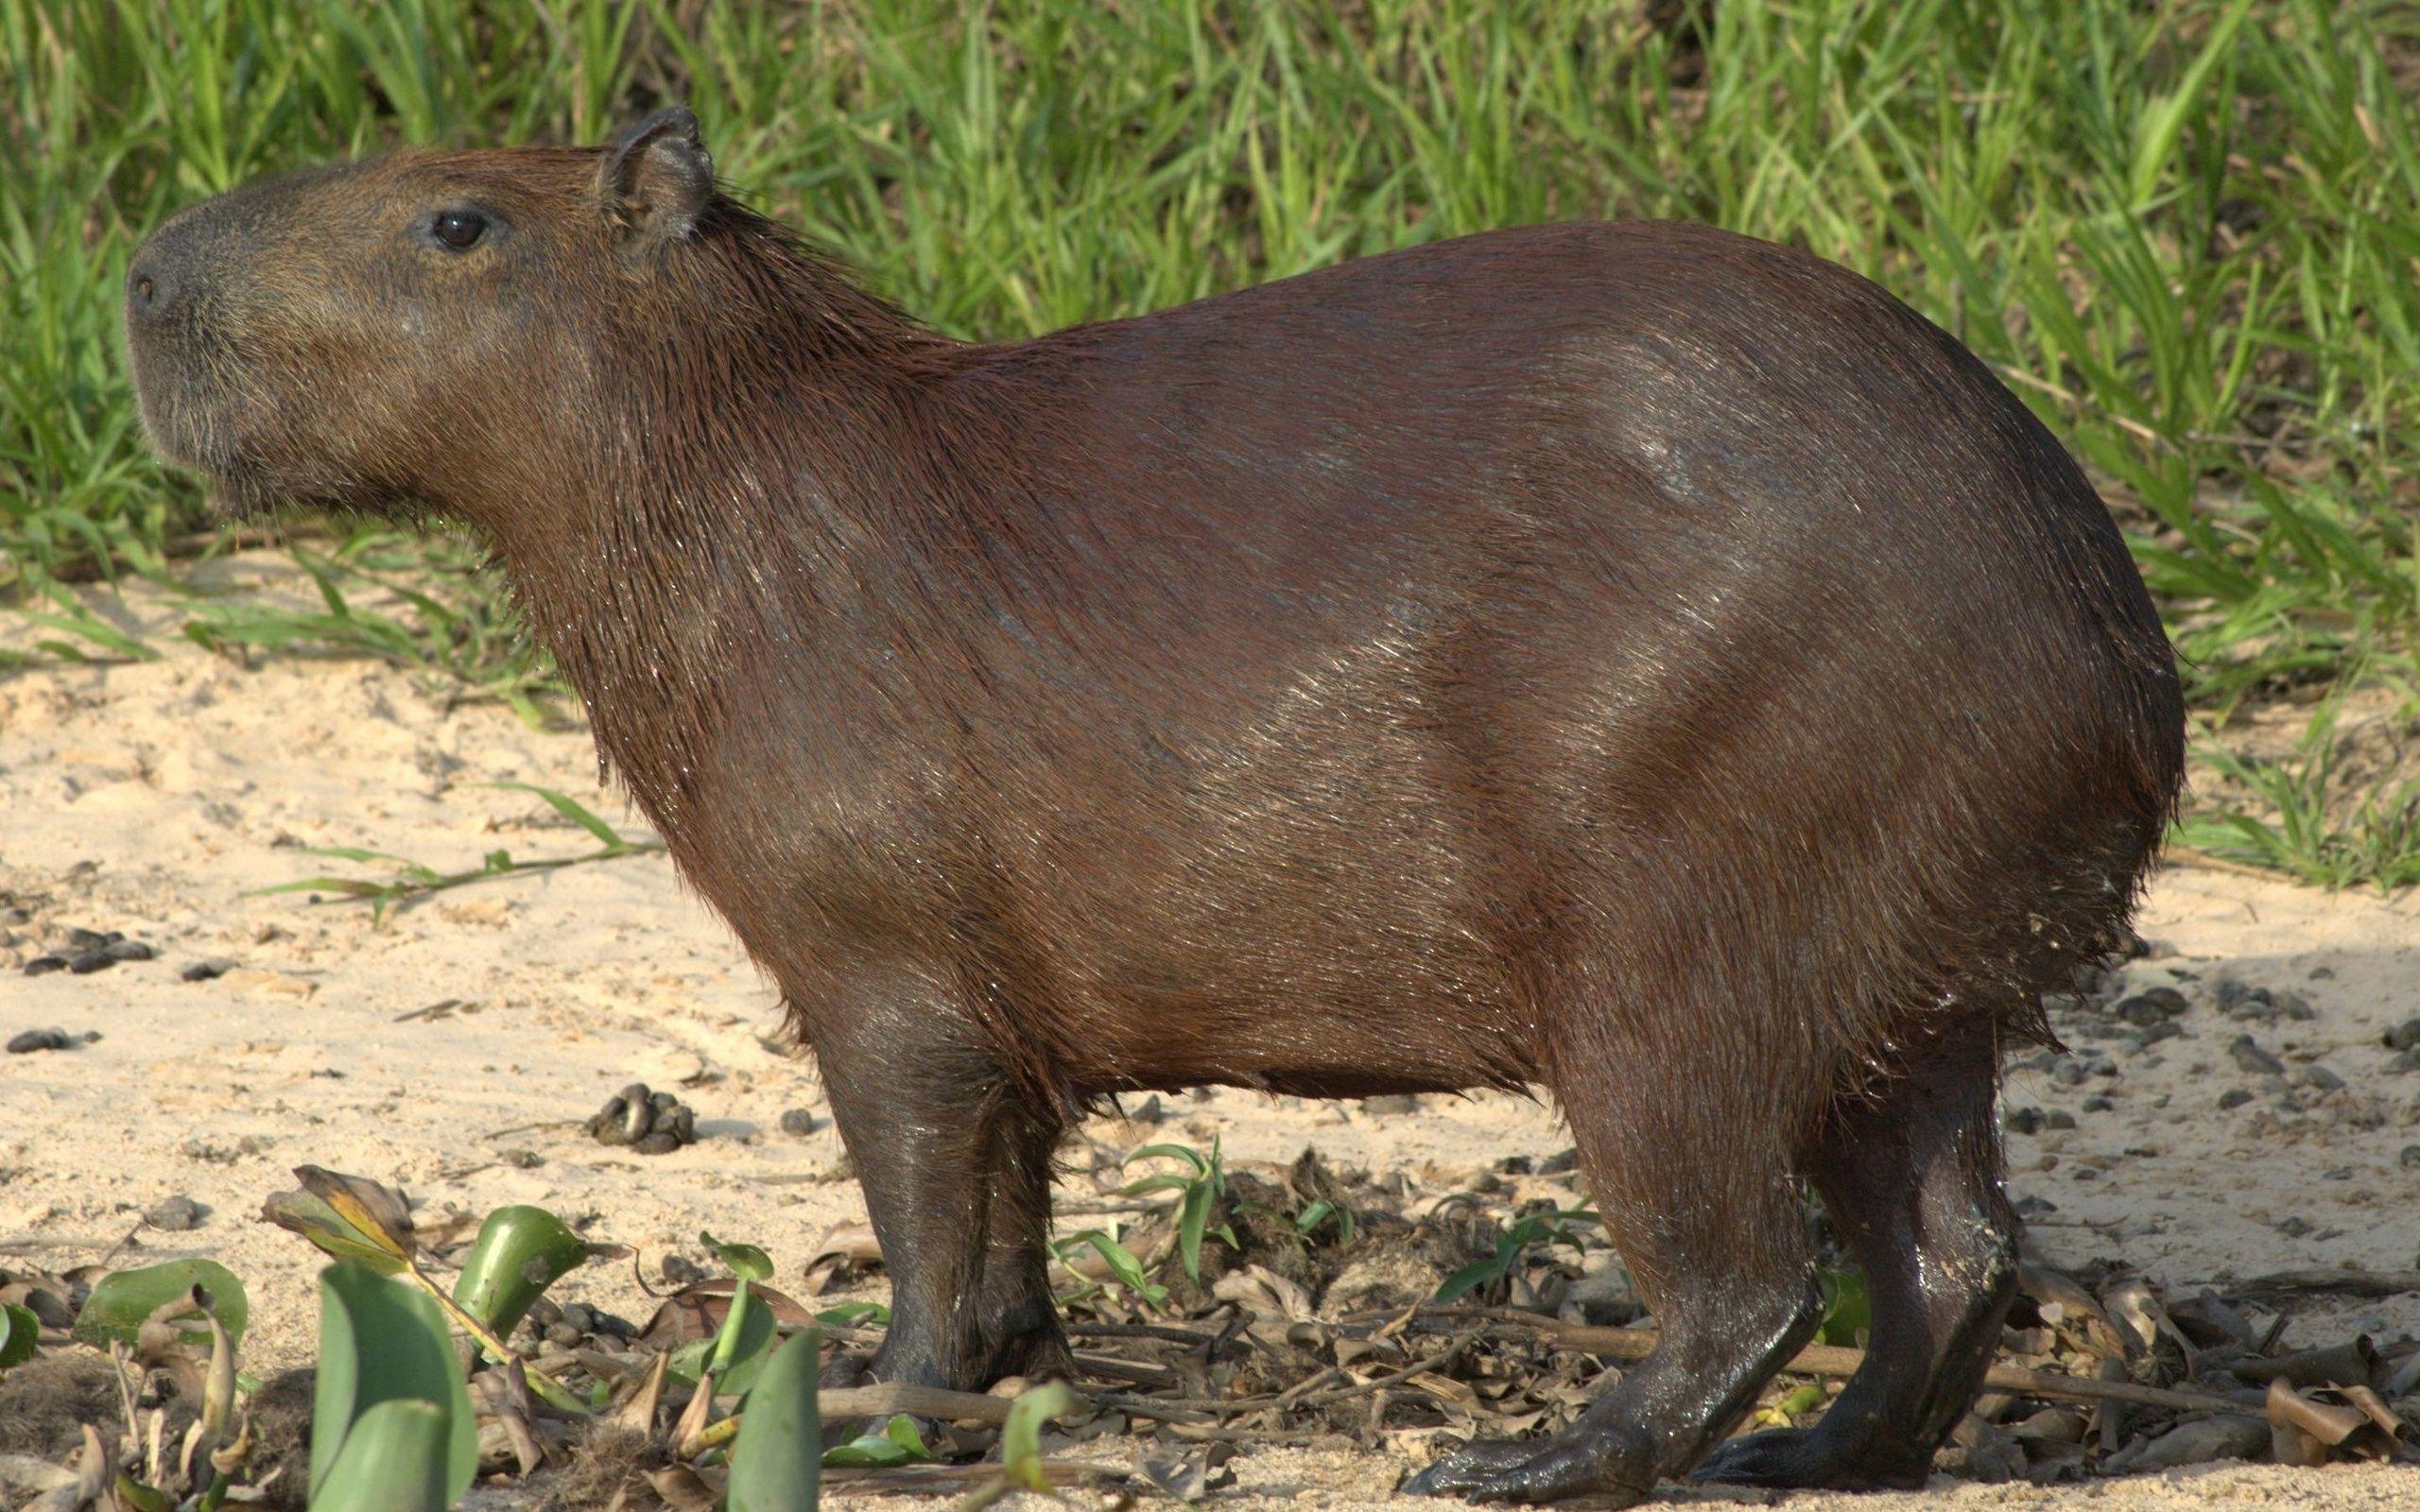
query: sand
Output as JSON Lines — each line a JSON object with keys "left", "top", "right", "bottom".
{"left": 2, "top": 554, "right": 2414, "bottom": 1508}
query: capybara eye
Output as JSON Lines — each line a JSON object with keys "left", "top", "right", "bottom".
{"left": 431, "top": 210, "right": 487, "bottom": 250}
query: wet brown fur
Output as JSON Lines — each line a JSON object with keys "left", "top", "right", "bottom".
{"left": 128, "top": 112, "right": 2184, "bottom": 1503}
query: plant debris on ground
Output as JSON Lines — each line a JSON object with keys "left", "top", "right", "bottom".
{"left": 1, "top": 1124, "right": 2411, "bottom": 1509}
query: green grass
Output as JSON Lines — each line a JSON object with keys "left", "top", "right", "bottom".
{"left": 2, "top": 0, "right": 2415, "bottom": 881}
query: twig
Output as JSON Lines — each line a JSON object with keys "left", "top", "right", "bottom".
{"left": 2162, "top": 846, "right": 2296, "bottom": 883}
{"left": 1064, "top": 1320, "right": 1221, "bottom": 1347}
{"left": 2222, "top": 1269, "right": 2420, "bottom": 1299}
{"left": 1091, "top": 1338, "right": 1473, "bottom": 1420}
{"left": 820, "top": 1383, "right": 1028, "bottom": 1426}
{"left": 1446, "top": 1309, "right": 2267, "bottom": 1418}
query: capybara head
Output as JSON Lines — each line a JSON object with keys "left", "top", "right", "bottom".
{"left": 126, "top": 109, "right": 831, "bottom": 527}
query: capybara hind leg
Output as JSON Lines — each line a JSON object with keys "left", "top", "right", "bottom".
{"left": 1409, "top": 1101, "right": 1821, "bottom": 1503}
{"left": 1695, "top": 1023, "right": 2017, "bottom": 1489}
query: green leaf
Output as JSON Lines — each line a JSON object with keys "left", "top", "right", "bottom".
{"left": 484, "top": 781, "right": 639, "bottom": 850}
{"left": 2126, "top": 0, "right": 2256, "bottom": 210}
{"left": 451, "top": 1205, "right": 594, "bottom": 1337}
{"left": 814, "top": 1300, "right": 890, "bottom": 1329}
{"left": 669, "top": 1275, "right": 780, "bottom": 1397}
{"left": 1000, "top": 1381, "right": 1076, "bottom": 1492}
{"left": 307, "top": 1399, "right": 453, "bottom": 1512}
{"left": 1817, "top": 1267, "right": 1871, "bottom": 1349}
{"left": 0, "top": 1302, "right": 39, "bottom": 1371}
{"left": 701, "top": 1230, "right": 776, "bottom": 1284}
{"left": 288, "top": 1168, "right": 419, "bottom": 1267}
{"left": 74, "top": 1260, "right": 250, "bottom": 1350}
{"left": 821, "top": 1414, "right": 934, "bottom": 1468}
{"left": 261, "top": 1191, "right": 411, "bottom": 1275}
{"left": 112, "top": 1473, "right": 170, "bottom": 1511}
{"left": 1057, "top": 1229, "right": 1167, "bottom": 1306}
{"left": 310, "top": 1263, "right": 476, "bottom": 1506}
{"left": 726, "top": 1328, "right": 822, "bottom": 1512}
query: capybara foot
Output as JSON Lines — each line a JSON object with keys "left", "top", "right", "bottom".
{"left": 817, "top": 1349, "right": 876, "bottom": 1389}
{"left": 1691, "top": 1427, "right": 1929, "bottom": 1491}
{"left": 1405, "top": 1435, "right": 1650, "bottom": 1506}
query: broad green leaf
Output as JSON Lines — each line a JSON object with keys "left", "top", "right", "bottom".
{"left": 310, "top": 1263, "right": 476, "bottom": 1506}
{"left": 451, "top": 1205, "right": 593, "bottom": 1336}
{"left": 701, "top": 1230, "right": 775, "bottom": 1284}
{"left": 726, "top": 1328, "right": 821, "bottom": 1512}
{"left": 74, "top": 1260, "right": 250, "bottom": 1350}
{"left": 821, "top": 1412, "right": 936, "bottom": 1468}
{"left": 307, "top": 1399, "right": 452, "bottom": 1512}
{"left": 112, "top": 1473, "right": 169, "bottom": 1511}
{"left": 261, "top": 1190, "right": 410, "bottom": 1275}
{"left": 285, "top": 1167, "right": 417, "bottom": 1268}
{"left": 0, "top": 1302, "right": 38, "bottom": 1370}
{"left": 669, "top": 1276, "right": 780, "bottom": 1397}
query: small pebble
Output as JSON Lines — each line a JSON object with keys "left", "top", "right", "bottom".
{"left": 2014, "top": 1194, "right": 2059, "bottom": 1218}
{"left": 6, "top": 1027, "right": 75, "bottom": 1054}
{"left": 2114, "top": 988, "right": 2188, "bottom": 1026}
{"left": 777, "top": 1108, "right": 819, "bottom": 1137}
{"left": 2296, "top": 1066, "right": 2345, "bottom": 1092}
{"left": 145, "top": 1195, "right": 207, "bottom": 1231}
{"left": 2008, "top": 1107, "right": 2048, "bottom": 1136}
{"left": 2274, "top": 991, "right": 2315, "bottom": 1022}
{"left": 103, "top": 938, "right": 154, "bottom": 962}
{"left": 661, "top": 1254, "right": 708, "bottom": 1287}
{"left": 2399, "top": 1146, "right": 2420, "bottom": 1170}
{"left": 181, "top": 957, "right": 239, "bottom": 983}
{"left": 500, "top": 1148, "right": 544, "bottom": 1169}
{"left": 67, "top": 948, "right": 116, "bottom": 975}
{"left": 1538, "top": 1148, "right": 1581, "bottom": 1176}
{"left": 60, "top": 927, "right": 117, "bottom": 951}
{"left": 23, "top": 955, "right": 66, "bottom": 976}
{"left": 2227, "top": 1036, "right": 2284, "bottom": 1076}
{"left": 2082, "top": 1095, "right": 2114, "bottom": 1113}
{"left": 2384, "top": 1018, "right": 2420, "bottom": 1054}
{"left": 1360, "top": 1093, "right": 1423, "bottom": 1115}
{"left": 2392, "top": 1048, "right": 2420, "bottom": 1075}
{"left": 2044, "top": 1109, "right": 2076, "bottom": 1131}
{"left": 2051, "top": 1059, "right": 2087, "bottom": 1087}
{"left": 2218, "top": 1089, "right": 2254, "bottom": 1110}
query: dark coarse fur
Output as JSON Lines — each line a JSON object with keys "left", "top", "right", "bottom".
{"left": 126, "top": 110, "right": 2184, "bottom": 1503}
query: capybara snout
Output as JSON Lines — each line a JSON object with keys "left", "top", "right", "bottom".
{"left": 130, "top": 110, "right": 2184, "bottom": 1505}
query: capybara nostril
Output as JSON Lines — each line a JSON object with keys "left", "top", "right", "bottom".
{"left": 126, "top": 256, "right": 177, "bottom": 323}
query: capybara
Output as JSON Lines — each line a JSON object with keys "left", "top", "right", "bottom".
{"left": 126, "top": 109, "right": 2184, "bottom": 1503}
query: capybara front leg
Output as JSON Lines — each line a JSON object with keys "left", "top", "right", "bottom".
{"left": 815, "top": 1013, "right": 1035, "bottom": 1393}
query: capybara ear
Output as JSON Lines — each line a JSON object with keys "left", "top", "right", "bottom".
{"left": 599, "top": 106, "right": 714, "bottom": 252}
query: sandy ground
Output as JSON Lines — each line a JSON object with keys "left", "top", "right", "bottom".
{"left": 3, "top": 555, "right": 2416, "bottom": 1509}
